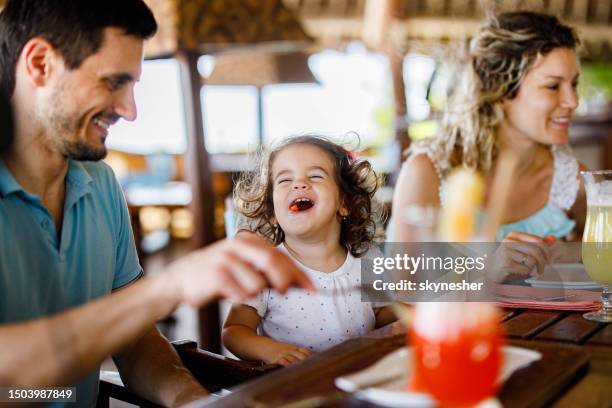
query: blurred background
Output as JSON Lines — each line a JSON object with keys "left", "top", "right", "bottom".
{"left": 2, "top": 0, "right": 611, "bottom": 353}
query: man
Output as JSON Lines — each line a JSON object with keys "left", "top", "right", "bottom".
{"left": 0, "top": 92, "right": 12, "bottom": 153}
{"left": 0, "top": 1, "right": 312, "bottom": 406}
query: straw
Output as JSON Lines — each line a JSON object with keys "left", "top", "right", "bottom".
{"left": 481, "top": 151, "right": 518, "bottom": 241}
{"left": 389, "top": 301, "right": 413, "bottom": 327}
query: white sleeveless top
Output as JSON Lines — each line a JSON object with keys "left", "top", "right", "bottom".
{"left": 407, "top": 143, "right": 580, "bottom": 239}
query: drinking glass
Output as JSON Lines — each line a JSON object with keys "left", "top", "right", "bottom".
{"left": 395, "top": 204, "right": 440, "bottom": 242}
{"left": 397, "top": 173, "right": 502, "bottom": 404}
{"left": 410, "top": 303, "right": 503, "bottom": 405}
{"left": 581, "top": 170, "right": 612, "bottom": 322}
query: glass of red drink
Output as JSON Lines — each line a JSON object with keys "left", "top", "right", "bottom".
{"left": 409, "top": 302, "right": 503, "bottom": 406}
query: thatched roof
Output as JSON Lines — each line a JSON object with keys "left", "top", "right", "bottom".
{"left": 1, "top": 0, "right": 611, "bottom": 60}
{"left": 284, "top": 0, "right": 612, "bottom": 60}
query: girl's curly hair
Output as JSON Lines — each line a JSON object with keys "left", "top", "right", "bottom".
{"left": 234, "top": 135, "right": 379, "bottom": 257}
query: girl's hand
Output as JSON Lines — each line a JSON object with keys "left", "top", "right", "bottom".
{"left": 264, "top": 342, "right": 312, "bottom": 367}
{"left": 492, "top": 231, "right": 555, "bottom": 281}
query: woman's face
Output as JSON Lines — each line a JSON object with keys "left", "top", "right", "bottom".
{"left": 501, "top": 48, "right": 579, "bottom": 146}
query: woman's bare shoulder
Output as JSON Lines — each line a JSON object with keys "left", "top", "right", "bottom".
{"left": 394, "top": 153, "right": 441, "bottom": 206}
{"left": 403, "top": 152, "right": 438, "bottom": 175}
{"left": 399, "top": 153, "right": 440, "bottom": 189}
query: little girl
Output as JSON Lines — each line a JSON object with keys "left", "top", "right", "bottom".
{"left": 223, "top": 135, "right": 396, "bottom": 366}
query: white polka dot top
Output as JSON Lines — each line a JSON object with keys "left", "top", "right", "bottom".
{"left": 244, "top": 244, "right": 377, "bottom": 352}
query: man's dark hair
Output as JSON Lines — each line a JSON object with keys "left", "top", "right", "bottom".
{"left": 0, "top": 0, "right": 157, "bottom": 98}
{"left": 0, "top": 92, "right": 14, "bottom": 154}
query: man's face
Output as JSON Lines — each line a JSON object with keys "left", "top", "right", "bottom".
{"left": 37, "top": 27, "right": 143, "bottom": 160}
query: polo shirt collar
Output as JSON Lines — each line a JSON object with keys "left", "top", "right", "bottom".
{"left": 66, "top": 160, "right": 94, "bottom": 188}
{"left": 65, "top": 160, "right": 94, "bottom": 207}
{"left": 0, "top": 159, "right": 23, "bottom": 198}
{"left": 0, "top": 159, "right": 94, "bottom": 200}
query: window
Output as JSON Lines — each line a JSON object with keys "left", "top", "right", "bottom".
{"left": 402, "top": 53, "right": 452, "bottom": 140}
{"left": 201, "top": 43, "right": 394, "bottom": 154}
{"left": 201, "top": 85, "right": 259, "bottom": 153}
{"left": 106, "top": 59, "right": 187, "bottom": 154}
{"left": 403, "top": 53, "right": 436, "bottom": 122}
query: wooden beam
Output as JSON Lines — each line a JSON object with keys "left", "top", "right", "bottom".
{"left": 424, "top": 0, "right": 446, "bottom": 15}
{"left": 389, "top": 49, "right": 409, "bottom": 153}
{"left": 576, "top": 21, "right": 612, "bottom": 43}
{"left": 378, "top": 0, "right": 409, "bottom": 160}
{"left": 300, "top": 17, "right": 364, "bottom": 46}
{"left": 547, "top": 0, "right": 568, "bottom": 17}
{"left": 571, "top": 0, "right": 588, "bottom": 22}
{"left": 392, "top": 16, "right": 482, "bottom": 39}
{"left": 362, "top": 0, "right": 395, "bottom": 48}
{"left": 177, "top": 51, "right": 220, "bottom": 353}
{"left": 592, "top": 0, "right": 612, "bottom": 23}
{"left": 450, "top": 0, "right": 473, "bottom": 17}
{"left": 392, "top": 15, "right": 612, "bottom": 43}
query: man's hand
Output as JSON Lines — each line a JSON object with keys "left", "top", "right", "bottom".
{"left": 164, "top": 234, "right": 314, "bottom": 306}
{"left": 263, "top": 341, "right": 312, "bottom": 367}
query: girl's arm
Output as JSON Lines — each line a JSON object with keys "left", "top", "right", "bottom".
{"left": 222, "top": 304, "right": 312, "bottom": 366}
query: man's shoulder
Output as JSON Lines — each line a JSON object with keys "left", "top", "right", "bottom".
{"left": 77, "top": 160, "right": 115, "bottom": 179}
{"left": 75, "top": 161, "right": 120, "bottom": 191}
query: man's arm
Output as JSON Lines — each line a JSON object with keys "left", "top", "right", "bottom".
{"left": 0, "top": 274, "right": 175, "bottom": 386}
{"left": 0, "top": 235, "right": 313, "bottom": 388}
{"left": 113, "top": 327, "right": 208, "bottom": 407}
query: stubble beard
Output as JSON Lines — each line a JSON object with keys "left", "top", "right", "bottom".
{"left": 40, "top": 88, "right": 108, "bottom": 161}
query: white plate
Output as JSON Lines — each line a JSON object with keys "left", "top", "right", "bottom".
{"left": 335, "top": 346, "right": 541, "bottom": 408}
{"left": 526, "top": 263, "right": 602, "bottom": 290}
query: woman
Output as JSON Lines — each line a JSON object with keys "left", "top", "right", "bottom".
{"left": 391, "top": 11, "right": 586, "bottom": 277}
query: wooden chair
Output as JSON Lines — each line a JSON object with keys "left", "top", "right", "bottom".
{"left": 97, "top": 340, "right": 280, "bottom": 407}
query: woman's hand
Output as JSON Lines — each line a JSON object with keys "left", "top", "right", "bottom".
{"left": 491, "top": 231, "right": 556, "bottom": 281}
{"left": 264, "top": 341, "right": 312, "bottom": 367}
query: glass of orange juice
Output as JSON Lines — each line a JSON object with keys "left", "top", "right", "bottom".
{"left": 409, "top": 302, "right": 503, "bottom": 405}
{"left": 581, "top": 170, "right": 612, "bottom": 323}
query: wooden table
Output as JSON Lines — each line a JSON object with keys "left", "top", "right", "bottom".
{"left": 500, "top": 309, "right": 612, "bottom": 408}
{"left": 199, "top": 310, "right": 612, "bottom": 408}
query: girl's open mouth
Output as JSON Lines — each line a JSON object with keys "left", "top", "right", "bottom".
{"left": 289, "top": 198, "right": 314, "bottom": 213}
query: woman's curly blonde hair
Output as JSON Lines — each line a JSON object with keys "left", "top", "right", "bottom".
{"left": 410, "top": 11, "right": 580, "bottom": 176}
{"left": 234, "top": 135, "right": 379, "bottom": 257}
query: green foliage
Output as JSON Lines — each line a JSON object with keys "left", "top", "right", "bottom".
{"left": 582, "top": 63, "right": 612, "bottom": 99}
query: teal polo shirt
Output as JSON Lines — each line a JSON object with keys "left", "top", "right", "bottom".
{"left": 0, "top": 159, "right": 143, "bottom": 407}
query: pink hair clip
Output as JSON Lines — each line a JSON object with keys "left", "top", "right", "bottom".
{"left": 346, "top": 150, "right": 357, "bottom": 164}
